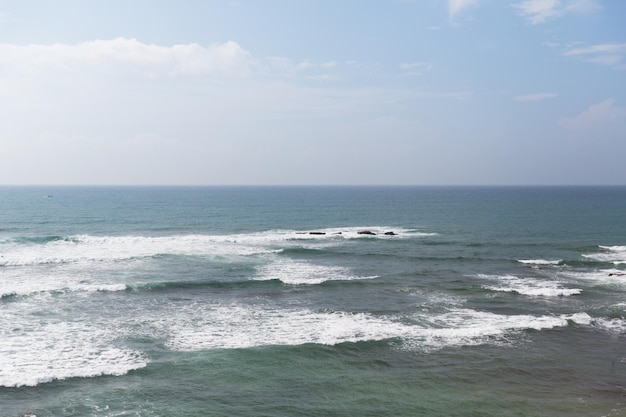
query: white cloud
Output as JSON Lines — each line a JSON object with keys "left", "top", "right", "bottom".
{"left": 400, "top": 62, "right": 433, "bottom": 76}
{"left": 306, "top": 74, "right": 337, "bottom": 81}
{"left": 513, "top": 0, "right": 562, "bottom": 24}
{"left": 264, "top": 56, "right": 336, "bottom": 78}
{"left": 0, "top": 38, "right": 439, "bottom": 184}
{"left": 448, "top": 0, "right": 479, "bottom": 20}
{"left": 0, "top": 38, "right": 254, "bottom": 77}
{"left": 296, "top": 60, "right": 313, "bottom": 71}
{"left": 564, "top": 0, "right": 602, "bottom": 14}
{"left": 400, "top": 62, "right": 432, "bottom": 70}
{"left": 563, "top": 43, "right": 626, "bottom": 56}
{"left": 563, "top": 43, "right": 626, "bottom": 68}
{"left": 514, "top": 92, "right": 558, "bottom": 102}
{"left": 559, "top": 98, "right": 626, "bottom": 136}
{"left": 513, "top": 0, "right": 600, "bottom": 24}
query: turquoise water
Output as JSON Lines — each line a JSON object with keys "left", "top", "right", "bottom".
{"left": 1, "top": 186, "right": 625, "bottom": 416}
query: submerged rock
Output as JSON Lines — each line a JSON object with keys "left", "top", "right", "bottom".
{"left": 358, "top": 230, "right": 377, "bottom": 235}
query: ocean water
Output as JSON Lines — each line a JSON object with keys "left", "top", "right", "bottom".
{"left": 0, "top": 185, "right": 625, "bottom": 417}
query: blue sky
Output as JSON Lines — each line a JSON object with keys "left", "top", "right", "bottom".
{"left": 1, "top": 0, "right": 625, "bottom": 185}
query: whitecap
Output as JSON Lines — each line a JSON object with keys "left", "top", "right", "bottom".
{"left": 518, "top": 259, "right": 562, "bottom": 266}
{"left": 593, "top": 317, "right": 626, "bottom": 334}
{"left": 0, "top": 234, "right": 280, "bottom": 267}
{"left": 402, "top": 309, "right": 586, "bottom": 351}
{"left": 560, "top": 268, "right": 626, "bottom": 285}
{"left": 159, "top": 302, "right": 583, "bottom": 353}
{"left": 0, "top": 269, "right": 128, "bottom": 298}
{"left": 164, "top": 306, "right": 406, "bottom": 351}
{"left": 481, "top": 275, "right": 582, "bottom": 297}
{"left": 583, "top": 245, "right": 626, "bottom": 265}
{"left": 0, "top": 228, "right": 425, "bottom": 267}
{"left": 0, "top": 320, "right": 146, "bottom": 388}
{"left": 254, "top": 258, "right": 376, "bottom": 285}
{"left": 477, "top": 274, "right": 581, "bottom": 297}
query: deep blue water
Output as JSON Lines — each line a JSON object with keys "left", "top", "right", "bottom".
{"left": 1, "top": 186, "right": 625, "bottom": 416}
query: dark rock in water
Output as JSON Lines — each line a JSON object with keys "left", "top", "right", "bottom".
{"left": 358, "top": 230, "right": 377, "bottom": 235}
{"left": 384, "top": 231, "right": 397, "bottom": 236}
{"left": 309, "top": 232, "right": 326, "bottom": 235}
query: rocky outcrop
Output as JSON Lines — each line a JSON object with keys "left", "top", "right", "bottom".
{"left": 299, "top": 230, "right": 397, "bottom": 236}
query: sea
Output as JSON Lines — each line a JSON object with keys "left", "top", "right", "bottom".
{"left": 1, "top": 185, "right": 625, "bottom": 417}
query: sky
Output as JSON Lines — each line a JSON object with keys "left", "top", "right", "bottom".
{"left": 0, "top": 0, "right": 625, "bottom": 185}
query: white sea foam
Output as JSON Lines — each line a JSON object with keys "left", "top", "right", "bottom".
{"left": 254, "top": 258, "right": 376, "bottom": 285}
{"left": 0, "top": 280, "right": 127, "bottom": 298}
{"left": 0, "top": 234, "right": 281, "bottom": 267}
{"left": 0, "top": 264, "right": 128, "bottom": 298}
{"left": 0, "top": 319, "right": 146, "bottom": 388}
{"left": 560, "top": 268, "right": 626, "bottom": 286}
{"left": 160, "top": 302, "right": 584, "bottom": 353}
{"left": 0, "top": 228, "right": 423, "bottom": 267}
{"left": 164, "top": 306, "right": 405, "bottom": 351}
{"left": 600, "top": 245, "right": 626, "bottom": 252}
{"left": 593, "top": 317, "right": 626, "bottom": 334}
{"left": 402, "top": 309, "right": 591, "bottom": 351}
{"left": 477, "top": 274, "right": 581, "bottom": 297}
{"left": 583, "top": 245, "right": 626, "bottom": 265}
{"left": 518, "top": 259, "right": 562, "bottom": 266}
{"left": 0, "top": 227, "right": 414, "bottom": 297}
{"left": 0, "top": 295, "right": 591, "bottom": 388}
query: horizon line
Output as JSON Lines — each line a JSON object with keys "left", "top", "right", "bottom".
{"left": 1, "top": 184, "right": 625, "bottom": 188}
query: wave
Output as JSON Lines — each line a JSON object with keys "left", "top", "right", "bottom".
{"left": 162, "top": 303, "right": 591, "bottom": 353}
{"left": 0, "top": 256, "right": 376, "bottom": 299}
{"left": 0, "top": 319, "right": 146, "bottom": 388}
{"left": 582, "top": 245, "right": 626, "bottom": 265}
{"left": 0, "top": 227, "right": 426, "bottom": 267}
{"left": 0, "top": 234, "right": 279, "bottom": 267}
{"left": 0, "top": 298, "right": 594, "bottom": 388}
{"left": 401, "top": 310, "right": 591, "bottom": 351}
{"left": 594, "top": 317, "right": 626, "bottom": 334}
{"left": 475, "top": 274, "right": 582, "bottom": 297}
{"left": 0, "top": 235, "right": 79, "bottom": 245}
{"left": 517, "top": 259, "right": 562, "bottom": 266}
{"left": 559, "top": 268, "right": 626, "bottom": 287}
{"left": 600, "top": 245, "right": 626, "bottom": 252}
{"left": 557, "top": 259, "right": 611, "bottom": 269}
{"left": 128, "top": 278, "right": 284, "bottom": 293}
{"left": 0, "top": 274, "right": 301, "bottom": 299}
{"left": 0, "top": 268, "right": 376, "bottom": 300}
{"left": 0, "top": 269, "right": 129, "bottom": 299}
{"left": 254, "top": 258, "right": 377, "bottom": 285}
{"left": 0, "top": 259, "right": 375, "bottom": 299}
